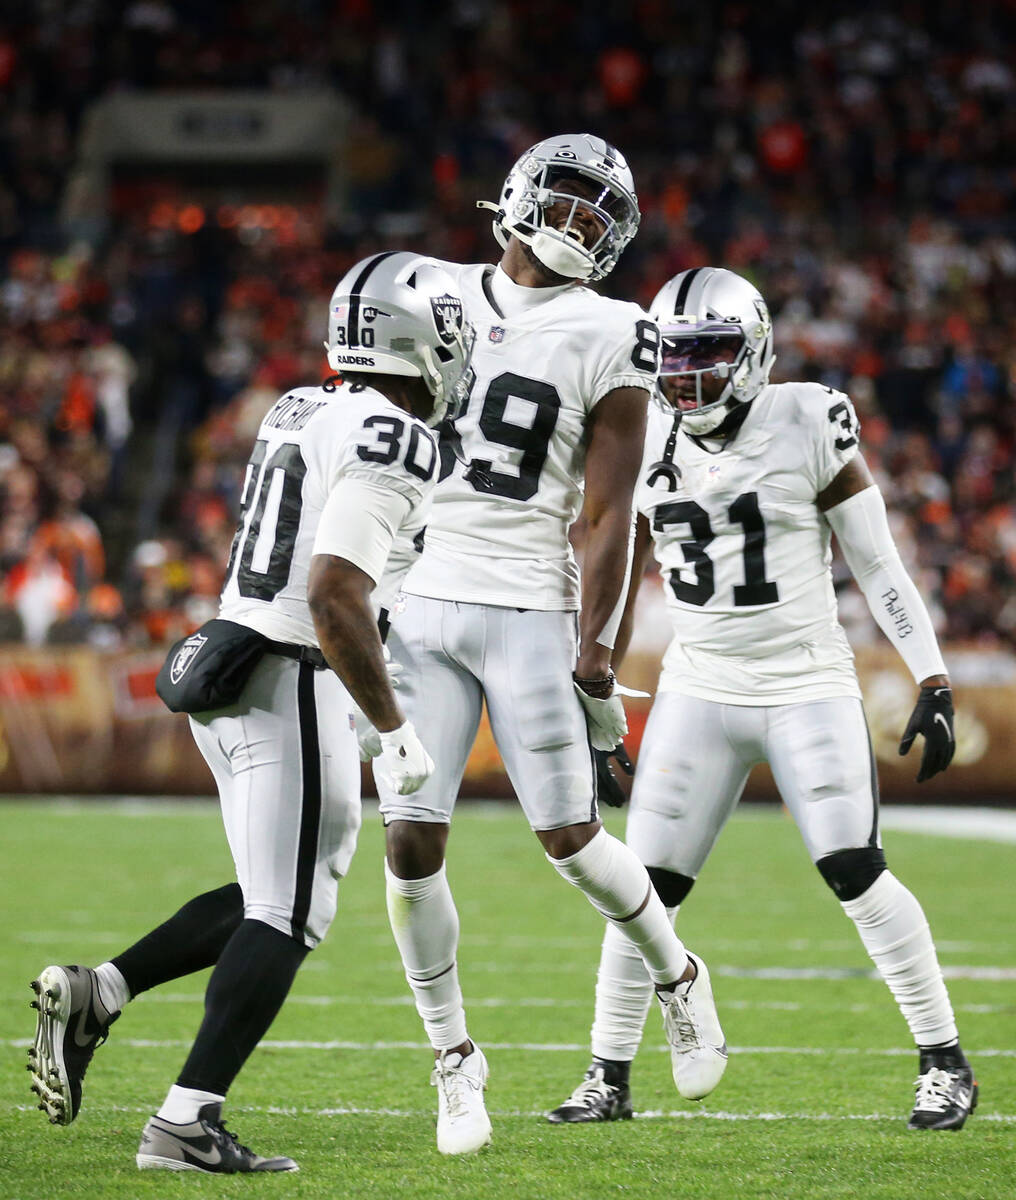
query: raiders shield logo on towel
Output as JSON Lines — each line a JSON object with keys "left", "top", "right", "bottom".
{"left": 156, "top": 619, "right": 268, "bottom": 714}
{"left": 170, "top": 632, "right": 208, "bottom": 684}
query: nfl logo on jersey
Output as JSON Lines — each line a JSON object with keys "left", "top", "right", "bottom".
{"left": 489, "top": 325, "right": 506, "bottom": 343}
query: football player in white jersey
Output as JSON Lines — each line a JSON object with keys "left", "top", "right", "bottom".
{"left": 27, "top": 252, "right": 474, "bottom": 1172}
{"left": 547, "top": 267, "right": 975, "bottom": 1132}
{"left": 367, "top": 135, "right": 727, "bottom": 1155}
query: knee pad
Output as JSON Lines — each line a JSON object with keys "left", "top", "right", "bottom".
{"left": 816, "top": 846, "right": 887, "bottom": 902}
{"left": 646, "top": 866, "right": 696, "bottom": 908}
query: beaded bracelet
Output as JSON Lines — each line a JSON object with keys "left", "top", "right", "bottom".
{"left": 573, "top": 669, "right": 616, "bottom": 699}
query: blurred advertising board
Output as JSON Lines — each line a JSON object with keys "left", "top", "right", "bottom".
{"left": 0, "top": 646, "right": 1011, "bottom": 802}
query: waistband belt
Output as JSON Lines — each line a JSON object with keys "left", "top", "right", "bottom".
{"left": 264, "top": 640, "right": 328, "bottom": 670}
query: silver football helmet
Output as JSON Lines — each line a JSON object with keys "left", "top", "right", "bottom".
{"left": 325, "top": 251, "right": 475, "bottom": 427}
{"left": 477, "top": 133, "right": 640, "bottom": 281}
{"left": 650, "top": 267, "right": 775, "bottom": 436}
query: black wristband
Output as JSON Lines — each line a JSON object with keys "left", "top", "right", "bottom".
{"left": 573, "top": 669, "right": 615, "bottom": 699}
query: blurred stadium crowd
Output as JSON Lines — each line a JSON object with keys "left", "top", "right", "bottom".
{"left": 1, "top": 1, "right": 1014, "bottom": 652}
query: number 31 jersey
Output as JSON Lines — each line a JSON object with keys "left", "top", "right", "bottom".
{"left": 403, "top": 263, "right": 659, "bottom": 611}
{"left": 218, "top": 382, "right": 438, "bottom": 647}
{"left": 639, "top": 382, "right": 864, "bottom": 705}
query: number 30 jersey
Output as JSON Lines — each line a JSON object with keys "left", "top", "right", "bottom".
{"left": 218, "top": 382, "right": 438, "bottom": 647}
{"left": 403, "top": 263, "right": 659, "bottom": 611}
{"left": 639, "top": 382, "right": 864, "bottom": 705}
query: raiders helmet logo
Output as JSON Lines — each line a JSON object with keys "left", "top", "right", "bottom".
{"left": 170, "top": 632, "right": 208, "bottom": 685}
{"left": 752, "top": 297, "right": 772, "bottom": 337}
{"left": 430, "top": 294, "right": 464, "bottom": 346}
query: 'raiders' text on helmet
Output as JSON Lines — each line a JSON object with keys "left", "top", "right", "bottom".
{"left": 325, "top": 252, "right": 476, "bottom": 427}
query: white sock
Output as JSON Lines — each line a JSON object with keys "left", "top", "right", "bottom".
{"left": 590, "top": 905, "right": 680, "bottom": 1062}
{"left": 385, "top": 860, "right": 468, "bottom": 1051}
{"left": 841, "top": 871, "right": 958, "bottom": 1047}
{"left": 549, "top": 830, "right": 688, "bottom": 986}
{"left": 156, "top": 1084, "right": 225, "bottom": 1125}
{"left": 92, "top": 962, "right": 130, "bottom": 1014}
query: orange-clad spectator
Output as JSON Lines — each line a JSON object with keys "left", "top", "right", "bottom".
{"left": 598, "top": 46, "right": 647, "bottom": 108}
{"left": 32, "top": 514, "right": 105, "bottom": 592}
{"left": 4, "top": 545, "right": 77, "bottom": 645}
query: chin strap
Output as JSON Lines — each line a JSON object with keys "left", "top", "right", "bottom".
{"left": 476, "top": 201, "right": 594, "bottom": 280}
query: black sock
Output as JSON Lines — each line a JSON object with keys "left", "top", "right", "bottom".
{"left": 918, "top": 1040, "right": 968, "bottom": 1072}
{"left": 112, "top": 883, "right": 244, "bottom": 998}
{"left": 176, "top": 918, "right": 308, "bottom": 1096}
{"left": 591, "top": 1057, "right": 631, "bottom": 1087}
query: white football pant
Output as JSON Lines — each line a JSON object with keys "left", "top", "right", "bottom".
{"left": 628, "top": 692, "right": 879, "bottom": 873}
{"left": 590, "top": 691, "right": 957, "bottom": 1061}
{"left": 377, "top": 595, "right": 598, "bottom": 828}
{"left": 189, "top": 655, "right": 361, "bottom": 949}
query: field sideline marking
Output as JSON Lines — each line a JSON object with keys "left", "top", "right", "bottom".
{"left": 878, "top": 806, "right": 1016, "bottom": 844}
{"left": 11, "top": 1102, "right": 1016, "bottom": 1123}
{"left": 5, "top": 1038, "right": 1015, "bottom": 1056}
{"left": 12, "top": 799, "right": 1016, "bottom": 845}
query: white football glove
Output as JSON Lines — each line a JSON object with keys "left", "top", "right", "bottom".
{"left": 351, "top": 647, "right": 406, "bottom": 761}
{"left": 382, "top": 644, "right": 403, "bottom": 687}
{"left": 351, "top": 705, "right": 382, "bottom": 762}
{"left": 376, "top": 721, "right": 435, "bottom": 795}
{"left": 574, "top": 683, "right": 629, "bottom": 752}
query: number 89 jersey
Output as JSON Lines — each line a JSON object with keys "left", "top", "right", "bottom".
{"left": 403, "top": 263, "right": 659, "bottom": 611}
{"left": 640, "top": 382, "right": 864, "bottom": 705}
{"left": 218, "top": 382, "right": 438, "bottom": 647}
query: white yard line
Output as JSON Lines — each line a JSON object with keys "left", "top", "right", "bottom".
{"left": 5, "top": 1038, "right": 1016, "bottom": 1056}
{"left": 716, "top": 965, "right": 1016, "bottom": 981}
{"left": 10, "top": 1101, "right": 1016, "bottom": 1123}
{"left": 124, "top": 993, "right": 1009, "bottom": 1015}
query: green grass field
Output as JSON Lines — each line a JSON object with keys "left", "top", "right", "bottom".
{"left": 2, "top": 800, "right": 1013, "bottom": 1200}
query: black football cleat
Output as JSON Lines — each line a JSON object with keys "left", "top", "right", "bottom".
{"left": 137, "top": 1103, "right": 298, "bottom": 1172}
{"left": 908, "top": 1063, "right": 978, "bottom": 1130}
{"left": 546, "top": 1067, "right": 634, "bottom": 1124}
{"left": 28, "top": 965, "right": 119, "bottom": 1125}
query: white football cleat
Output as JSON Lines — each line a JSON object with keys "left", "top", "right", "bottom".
{"left": 658, "top": 952, "right": 728, "bottom": 1100}
{"left": 431, "top": 1044, "right": 492, "bottom": 1154}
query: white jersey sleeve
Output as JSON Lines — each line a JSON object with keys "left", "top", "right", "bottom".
{"left": 811, "top": 386, "right": 861, "bottom": 492}
{"left": 404, "top": 266, "right": 657, "bottom": 610}
{"left": 587, "top": 308, "right": 660, "bottom": 409}
{"left": 217, "top": 382, "right": 438, "bottom": 646}
{"left": 312, "top": 477, "right": 414, "bottom": 585}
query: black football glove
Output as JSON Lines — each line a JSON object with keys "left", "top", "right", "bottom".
{"left": 594, "top": 742, "right": 634, "bottom": 808}
{"left": 898, "top": 686, "right": 955, "bottom": 783}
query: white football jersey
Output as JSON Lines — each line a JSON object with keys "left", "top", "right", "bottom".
{"left": 638, "top": 382, "right": 864, "bottom": 704}
{"left": 219, "top": 381, "right": 437, "bottom": 646}
{"left": 403, "top": 262, "right": 659, "bottom": 610}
